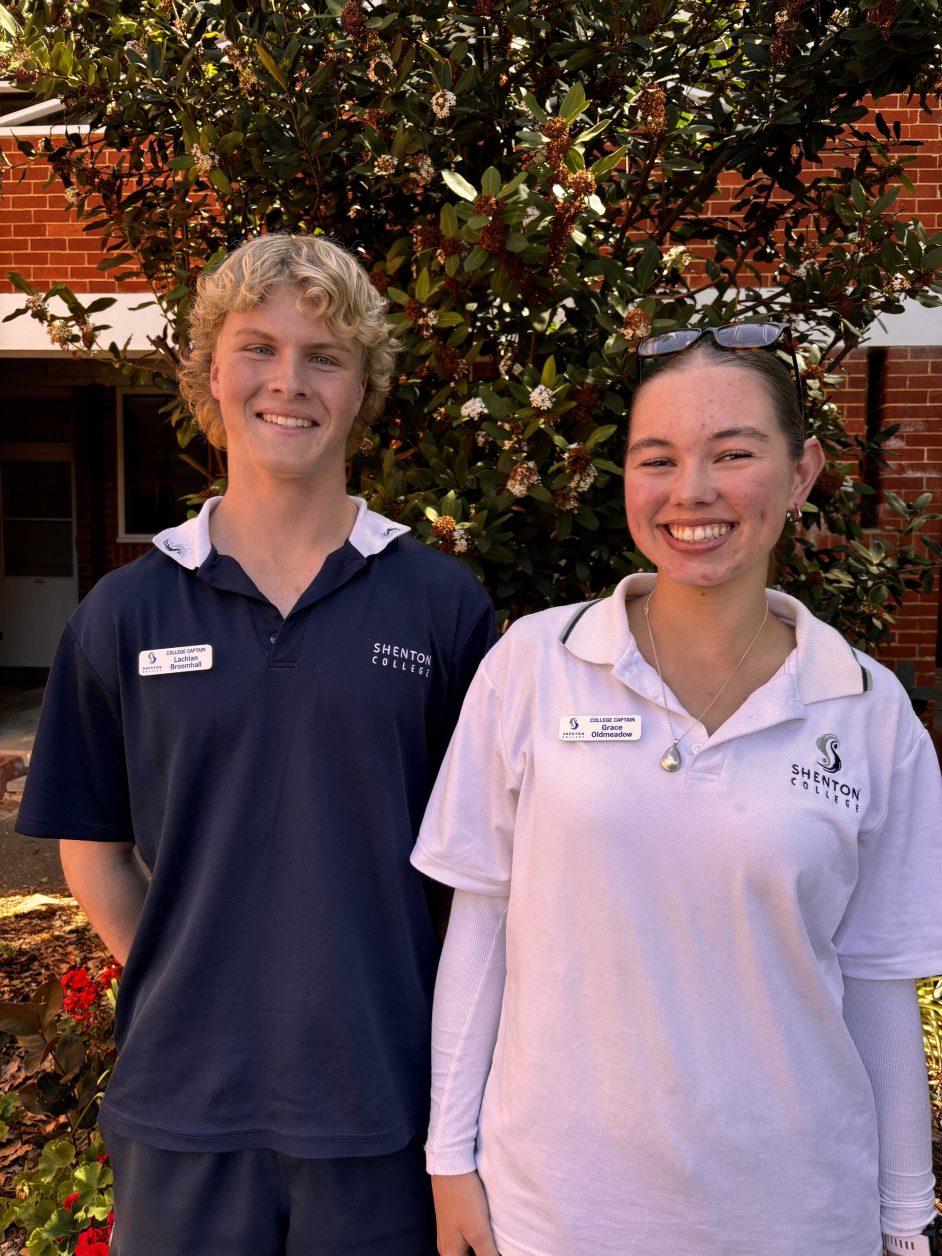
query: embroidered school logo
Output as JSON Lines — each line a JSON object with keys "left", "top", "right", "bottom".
{"left": 162, "top": 538, "right": 185, "bottom": 555}
{"left": 816, "top": 734, "right": 842, "bottom": 774}
{"left": 371, "top": 641, "right": 432, "bottom": 679}
{"left": 790, "top": 732, "right": 863, "bottom": 814}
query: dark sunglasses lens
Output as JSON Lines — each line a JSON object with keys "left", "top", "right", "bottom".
{"left": 638, "top": 329, "right": 701, "bottom": 358}
{"left": 714, "top": 323, "right": 782, "bottom": 349}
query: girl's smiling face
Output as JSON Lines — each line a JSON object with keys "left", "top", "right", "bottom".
{"left": 624, "top": 361, "right": 823, "bottom": 596}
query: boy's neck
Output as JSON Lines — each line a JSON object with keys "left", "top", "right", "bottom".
{"left": 210, "top": 469, "right": 358, "bottom": 570}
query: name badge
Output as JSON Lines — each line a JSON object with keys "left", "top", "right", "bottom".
{"left": 139, "top": 645, "right": 213, "bottom": 676}
{"left": 559, "top": 715, "right": 641, "bottom": 742}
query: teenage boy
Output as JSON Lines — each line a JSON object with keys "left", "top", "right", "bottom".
{"left": 16, "top": 234, "right": 497, "bottom": 1255}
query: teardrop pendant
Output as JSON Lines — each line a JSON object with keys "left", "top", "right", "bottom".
{"left": 659, "top": 743, "right": 683, "bottom": 773}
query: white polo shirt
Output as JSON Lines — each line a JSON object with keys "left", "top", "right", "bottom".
{"left": 413, "top": 573, "right": 942, "bottom": 1256}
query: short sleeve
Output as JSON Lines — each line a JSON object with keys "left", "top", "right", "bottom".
{"left": 834, "top": 728, "right": 942, "bottom": 979}
{"left": 433, "top": 598, "right": 499, "bottom": 770}
{"left": 412, "top": 659, "right": 518, "bottom": 894}
{"left": 15, "top": 622, "right": 134, "bottom": 843}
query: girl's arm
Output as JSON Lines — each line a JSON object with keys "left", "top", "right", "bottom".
{"left": 842, "top": 975, "right": 937, "bottom": 1246}
{"left": 427, "top": 889, "right": 509, "bottom": 1256}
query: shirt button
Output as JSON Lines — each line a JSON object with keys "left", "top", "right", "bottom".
{"left": 269, "top": 633, "right": 277, "bottom": 644}
{"left": 691, "top": 742, "right": 703, "bottom": 754}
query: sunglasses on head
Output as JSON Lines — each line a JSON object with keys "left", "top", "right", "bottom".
{"left": 636, "top": 321, "right": 804, "bottom": 430}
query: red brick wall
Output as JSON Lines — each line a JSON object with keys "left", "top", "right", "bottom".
{"left": 0, "top": 139, "right": 148, "bottom": 291}
{"left": 834, "top": 349, "right": 941, "bottom": 688}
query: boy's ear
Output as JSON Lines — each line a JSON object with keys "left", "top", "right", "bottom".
{"left": 209, "top": 354, "right": 220, "bottom": 401}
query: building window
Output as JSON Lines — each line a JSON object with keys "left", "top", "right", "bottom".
{"left": 118, "top": 393, "right": 208, "bottom": 540}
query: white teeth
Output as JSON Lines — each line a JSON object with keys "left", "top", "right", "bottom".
{"left": 668, "top": 523, "right": 732, "bottom": 542}
{"left": 259, "top": 412, "right": 314, "bottom": 429}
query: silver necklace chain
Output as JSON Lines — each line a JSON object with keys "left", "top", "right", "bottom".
{"left": 642, "top": 591, "right": 770, "bottom": 773}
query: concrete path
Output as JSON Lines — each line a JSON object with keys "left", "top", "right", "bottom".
{"left": 0, "top": 671, "right": 66, "bottom": 893}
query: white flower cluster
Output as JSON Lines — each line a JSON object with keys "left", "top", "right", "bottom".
{"left": 26, "top": 295, "right": 47, "bottom": 316}
{"left": 522, "top": 205, "right": 539, "bottom": 228}
{"left": 190, "top": 144, "right": 219, "bottom": 178}
{"left": 413, "top": 154, "right": 436, "bottom": 184}
{"left": 506, "top": 460, "right": 540, "bottom": 497}
{"left": 460, "top": 397, "right": 487, "bottom": 420}
{"left": 47, "top": 320, "right": 72, "bottom": 348}
{"left": 64, "top": 186, "right": 81, "bottom": 206}
{"left": 416, "top": 308, "right": 439, "bottom": 336}
{"left": 374, "top": 154, "right": 398, "bottom": 175}
{"left": 660, "top": 244, "right": 692, "bottom": 273}
{"left": 431, "top": 90, "right": 456, "bottom": 119}
{"left": 570, "top": 462, "right": 597, "bottom": 492}
{"left": 529, "top": 384, "right": 554, "bottom": 411}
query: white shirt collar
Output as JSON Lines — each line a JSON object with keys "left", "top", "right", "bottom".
{"left": 152, "top": 495, "right": 410, "bottom": 570}
{"left": 560, "top": 573, "right": 871, "bottom": 707}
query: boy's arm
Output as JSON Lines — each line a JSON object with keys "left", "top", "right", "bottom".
{"left": 60, "top": 840, "right": 149, "bottom": 966}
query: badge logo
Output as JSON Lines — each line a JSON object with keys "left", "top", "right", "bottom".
{"left": 816, "top": 734, "right": 842, "bottom": 774}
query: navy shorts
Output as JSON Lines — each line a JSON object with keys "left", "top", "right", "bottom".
{"left": 100, "top": 1125, "right": 437, "bottom": 1256}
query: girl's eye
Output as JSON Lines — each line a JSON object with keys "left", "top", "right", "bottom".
{"left": 639, "top": 457, "right": 673, "bottom": 468}
{"left": 718, "top": 450, "right": 753, "bottom": 461}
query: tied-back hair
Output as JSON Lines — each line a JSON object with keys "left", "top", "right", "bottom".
{"left": 178, "top": 233, "right": 400, "bottom": 452}
{"left": 630, "top": 338, "right": 805, "bottom": 459}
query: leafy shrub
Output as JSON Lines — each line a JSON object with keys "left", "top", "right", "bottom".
{"left": 1, "top": 0, "right": 940, "bottom": 644}
{"left": 0, "top": 968, "right": 119, "bottom": 1254}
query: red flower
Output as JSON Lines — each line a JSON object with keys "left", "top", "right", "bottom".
{"left": 62, "top": 1192, "right": 80, "bottom": 1211}
{"left": 98, "top": 964, "right": 123, "bottom": 989}
{"left": 61, "top": 968, "right": 100, "bottom": 1021}
{"left": 62, "top": 968, "right": 93, "bottom": 991}
{"left": 96, "top": 1153, "right": 110, "bottom": 1166}
{"left": 75, "top": 1225, "right": 110, "bottom": 1254}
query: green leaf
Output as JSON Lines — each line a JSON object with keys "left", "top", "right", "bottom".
{"left": 441, "top": 170, "right": 477, "bottom": 202}
{"left": 540, "top": 356, "right": 557, "bottom": 388}
{"left": 255, "top": 43, "right": 288, "bottom": 89}
{"left": 574, "top": 118, "right": 610, "bottom": 145}
{"left": 558, "top": 82, "right": 587, "bottom": 123}
{"left": 6, "top": 272, "right": 36, "bottom": 296}
{"left": 521, "top": 91, "right": 547, "bottom": 125}
{"left": 481, "top": 167, "right": 501, "bottom": 196}
{"left": 37, "top": 1139, "right": 74, "bottom": 1178}
{"left": 590, "top": 146, "right": 626, "bottom": 179}
{"left": 463, "top": 246, "right": 489, "bottom": 272}
{"left": 440, "top": 203, "right": 459, "bottom": 236}
{"left": 585, "top": 424, "right": 617, "bottom": 449}
{"left": 415, "top": 268, "right": 431, "bottom": 302}
{"left": 0, "top": 5, "right": 20, "bottom": 36}
{"left": 499, "top": 171, "right": 529, "bottom": 198}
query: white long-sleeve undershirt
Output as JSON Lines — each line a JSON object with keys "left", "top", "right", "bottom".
{"left": 842, "top": 974, "right": 937, "bottom": 1238}
{"left": 428, "top": 890, "right": 936, "bottom": 1241}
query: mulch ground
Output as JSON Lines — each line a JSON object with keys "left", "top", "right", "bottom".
{"left": 0, "top": 895, "right": 108, "bottom": 1254}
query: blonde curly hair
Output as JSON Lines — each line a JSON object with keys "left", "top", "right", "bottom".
{"left": 178, "top": 233, "right": 399, "bottom": 452}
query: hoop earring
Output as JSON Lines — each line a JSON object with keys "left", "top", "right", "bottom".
{"left": 785, "top": 504, "right": 801, "bottom": 525}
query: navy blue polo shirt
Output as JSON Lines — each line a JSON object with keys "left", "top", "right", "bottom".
{"left": 17, "top": 497, "right": 497, "bottom": 1157}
